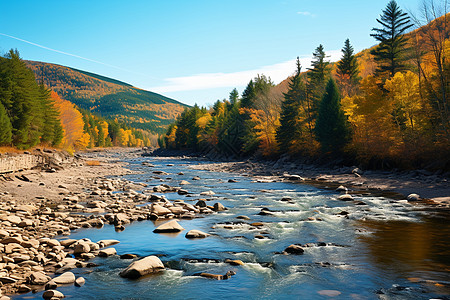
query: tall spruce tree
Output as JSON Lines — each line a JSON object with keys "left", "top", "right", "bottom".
{"left": 337, "top": 39, "right": 359, "bottom": 82}
{"left": 0, "top": 102, "right": 12, "bottom": 145}
{"left": 308, "top": 44, "right": 330, "bottom": 84}
{"left": 315, "top": 78, "right": 350, "bottom": 153}
{"left": 370, "top": 0, "right": 413, "bottom": 80}
{"left": 276, "top": 57, "right": 304, "bottom": 153}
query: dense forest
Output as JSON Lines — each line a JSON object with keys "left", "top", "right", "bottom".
{"left": 0, "top": 50, "right": 155, "bottom": 152}
{"left": 26, "top": 60, "right": 188, "bottom": 134}
{"left": 161, "top": 1, "right": 450, "bottom": 170}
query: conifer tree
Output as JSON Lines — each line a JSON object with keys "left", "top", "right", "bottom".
{"left": 370, "top": 0, "right": 413, "bottom": 80}
{"left": 276, "top": 57, "right": 304, "bottom": 153}
{"left": 315, "top": 78, "right": 350, "bottom": 153}
{"left": 0, "top": 102, "right": 12, "bottom": 145}
{"left": 337, "top": 39, "right": 359, "bottom": 83}
{"left": 308, "top": 44, "right": 330, "bottom": 84}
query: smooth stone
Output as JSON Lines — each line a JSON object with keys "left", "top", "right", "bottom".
{"left": 153, "top": 220, "right": 184, "bottom": 233}
{"left": 98, "top": 248, "right": 117, "bottom": 257}
{"left": 185, "top": 230, "right": 210, "bottom": 239}
{"left": 42, "top": 289, "right": 64, "bottom": 299}
{"left": 74, "top": 277, "right": 85, "bottom": 287}
{"left": 7, "top": 215, "right": 21, "bottom": 224}
{"left": 151, "top": 204, "right": 172, "bottom": 216}
{"left": 337, "top": 194, "right": 354, "bottom": 201}
{"left": 284, "top": 244, "right": 305, "bottom": 255}
{"left": 119, "top": 256, "right": 165, "bottom": 279}
{"left": 120, "top": 254, "right": 138, "bottom": 259}
{"left": 213, "top": 202, "right": 226, "bottom": 212}
{"left": 224, "top": 259, "right": 244, "bottom": 266}
{"left": 97, "top": 240, "right": 120, "bottom": 248}
{"left": 17, "top": 284, "right": 32, "bottom": 293}
{"left": 407, "top": 193, "right": 421, "bottom": 201}
{"left": 73, "top": 242, "right": 90, "bottom": 255}
{"left": 52, "top": 272, "right": 75, "bottom": 285}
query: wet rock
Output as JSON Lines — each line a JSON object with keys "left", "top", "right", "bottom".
{"left": 407, "top": 193, "right": 421, "bottom": 201}
{"left": 284, "top": 174, "right": 305, "bottom": 181}
{"left": 119, "top": 256, "right": 165, "bottom": 279}
{"left": 17, "top": 284, "right": 32, "bottom": 293}
{"left": 74, "top": 277, "right": 85, "bottom": 287}
{"left": 177, "top": 189, "right": 189, "bottom": 195}
{"left": 185, "top": 230, "right": 209, "bottom": 239}
{"left": 195, "top": 200, "right": 207, "bottom": 207}
{"left": 153, "top": 220, "right": 185, "bottom": 233}
{"left": 213, "top": 202, "right": 226, "bottom": 212}
{"left": 179, "top": 180, "right": 190, "bottom": 185}
{"left": 194, "top": 270, "right": 236, "bottom": 280}
{"left": 257, "top": 208, "right": 274, "bottom": 216}
{"left": 120, "top": 254, "right": 138, "bottom": 259}
{"left": 97, "top": 240, "right": 120, "bottom": 248}
{"left": 42, "top": 289, "right": 64, "bottom": 299}
{"left": 336, "top": 185, "right": 348, "bottom": 192}
{"left": 192, "top": 176, "right": 200, "bottom": 180}
{"left": 228, "top": 179, "right": 238, "bottom": 183}
{"left": 236, "top": 215, "right": 250, "bottom": 220}
{"left": 98, "top": 248, "right": 117, "bottom": 257}
{"left": 337, "top": 194, "right": 353, "bottom": 201}
{"left": 224, "top": 259, "right": 244, "bottom": 266}
{"left": 283, "top": 244, "right": 305, "bottom": 255}
{"left": 200, "top": 190, "right": 215, "bottom": 196}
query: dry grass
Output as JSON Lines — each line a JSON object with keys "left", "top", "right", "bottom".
{"left": 85, "top": 160, "right": 101, "bottom": 166}
{"left": 0, "top": 147, "right": 24, "bottom": 154}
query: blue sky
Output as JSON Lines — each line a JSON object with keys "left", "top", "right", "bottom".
{"left": 0, "top": 0, "right": 423, "bottom": 106}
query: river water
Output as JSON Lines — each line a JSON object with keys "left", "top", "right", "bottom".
{"left": 13, "top": 155, "right": 450, "bottom": 299}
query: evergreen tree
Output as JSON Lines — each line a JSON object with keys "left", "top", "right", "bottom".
{"left": 370, "top": 0, "right": 413, "bottom": 80}
{"left": 0, "top": 102, "right": 12, "bottom": 145}
{"left": 276, "top": 57, "right": 304, "bottom": 153}
{"left": 315, "top": 78, "right": 350, "bottom": 153}
{"left": 308, "top": 44, "right": 330, "bottom": 84}
{"left": 229, "top": 88, "right": 239, "bottom": 106}
{"left": 241, "top": 80, "right": 256, "bottom": 109}
{"left": 337, "top": 39, "right": 359, "bottom": 82}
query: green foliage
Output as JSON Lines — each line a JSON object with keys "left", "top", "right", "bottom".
{"left": 276, "top": 57, "right": 304, "bottom": 153}
{"left": 370, "top": 0, "right": 413, "bottom": 80}
{"left": 337, "top": 39, "right": 359, "bottom": 82}
{"left": 315, "top": 79, "right": 350, "bottom": 153}
{"left": 0, "top": 102, "right": 12, "bottom": 145}
{"left": 0, "top": 50, "right": 63, "bottom": 149}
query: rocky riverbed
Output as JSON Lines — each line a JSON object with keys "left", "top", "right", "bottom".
{"left": 1, "top": 148, "right": 449, "bottom": 299}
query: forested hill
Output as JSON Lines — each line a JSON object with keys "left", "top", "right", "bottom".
{"left": 25, "top": 61, "right": 188, "bottom": 134}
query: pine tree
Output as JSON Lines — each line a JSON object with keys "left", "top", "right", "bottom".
{"left": 370, "top": 0, "right": 413, "bottom": 80}
{"left": 276, "top": 57, "right": 304, "bottom": 153}
{"left": 315, "top": 78, "right": 350, "bottom": 153}
{"left": 241, "top": 80, "right": 256, "bottom": 109}
{"left": 0, "top": 102, "right": 12, "bottom": 145}
{"left": 337, "top": 39, "right": 359, "bottom": 82}
{"left": 308, "top": 44, "right": 330, "bottom": 84}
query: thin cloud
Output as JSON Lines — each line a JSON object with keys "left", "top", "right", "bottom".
{"left": 0, "top": 32, "right": 141, "bottom": 75}
{"left": 297, "top": 11, "right": 316, "bottom": 17}
{"left": 150, "top": 50, "right": 341, "bottom": 93}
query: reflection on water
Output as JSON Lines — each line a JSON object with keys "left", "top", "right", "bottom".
{"left": 358, "top": 214, "right": 450, "bottom": 294}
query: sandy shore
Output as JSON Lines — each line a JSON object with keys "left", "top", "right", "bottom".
{"left": 189, "top": 159, "right": 450, "bottom": 208}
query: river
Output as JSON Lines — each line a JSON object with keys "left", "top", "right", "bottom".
{"left": 13, "top": 154, "right": 450, "bottom": 299}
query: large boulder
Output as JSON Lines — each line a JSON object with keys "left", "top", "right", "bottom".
{"left": 42, "top": 289, "right": 64, "bottom": 299}
{"left": 283, "top": 244, "right": 305, "bottom": 255}
{"left": 151, "top": 204, "right": 172, "bottom": 216}
{"left": 119, "top": 256, "right": 165, "bottom": 279}
{"left": 153, "top": 220, "right": 184, "bottom": 233}
{"left": 28, "top": 271, "right": 51, "bottom": 285}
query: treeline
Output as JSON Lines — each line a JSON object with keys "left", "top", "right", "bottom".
{"left": 0, "top": 50, "right": 155, "bottom": 153}
{"left": 161, "top": 0, "right": 450, "bottom": 170}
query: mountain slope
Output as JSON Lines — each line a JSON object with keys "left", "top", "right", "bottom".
{"left": 25, "top": 61, "right": 188, "bottom": 134}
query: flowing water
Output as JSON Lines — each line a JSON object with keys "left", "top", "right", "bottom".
{"left": 13, "top": 155, "right": 450, "bottom": 299}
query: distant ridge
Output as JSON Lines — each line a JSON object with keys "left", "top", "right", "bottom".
{"left": 26, "top": 60, "right": 188, "bottom": 134}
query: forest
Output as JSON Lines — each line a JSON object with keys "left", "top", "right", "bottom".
{"left": 0, "top": 50, "right": 155, "bottom": 153}
{"left": 160, "top": 1, "right": 450, "bottom": 170}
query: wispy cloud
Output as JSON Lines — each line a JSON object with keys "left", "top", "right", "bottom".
{"left": 150, "top": 50, "right": 341, "bottom": 93}
{"left": 0, "top": 32, "right": 140, "bottom": 75}
{"left": 297, "top": 11, "right": 316, "bottom": 17}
